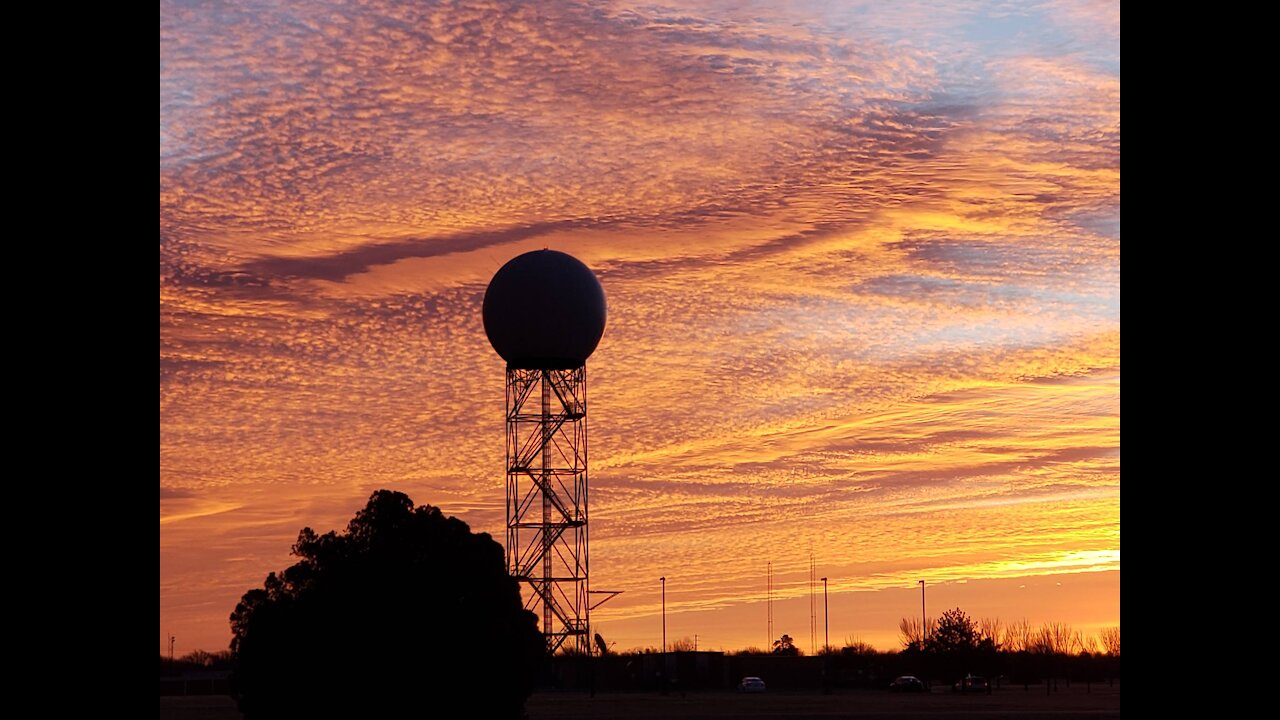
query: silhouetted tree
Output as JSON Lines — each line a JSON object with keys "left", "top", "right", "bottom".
{"left": 1099, "top": 626, "right": 1120, "bottom": 656}
{"left": 669, "top": 637, "right": 696, "bottom": 652}
{"left": 898, "top": 616, "right": 933, "bottom": 651}
{"left": 772, "top": 634, "right": 800, "bottom": 656}
{"left": 840, "top": 636, "right": 877, "bottom": 656}
{"left": 229, "top": 490, "right": 543, "bottom": 719}
{"left": 181, "top": 649, "right": 231, "bottom": 668}
{"left": 1030, "top": 622, "right": 1078, "bottom": 655}
{"left": 1076, "top": 631, "right": 1099, "bottom": 655}
{"left": 926, "top": 608, "right": 997, "bottom": 680}
{"left": 978, "top": 617, "right": 1003, "bottom": 651}
{"left": 928, "top": 608, "right": 980, "bottom": 654}
{"left": 160, "top": 650, "right": 234, "bottom": 676}
{"left": 626, "top": 645, "right": 664, "bottom": 654}
{"left": 1002, "top": 618, "right": 1033, "bottom": 653}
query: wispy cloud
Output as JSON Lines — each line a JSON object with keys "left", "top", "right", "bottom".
{"left": 160, "top": 0, "right": 1119, "bottom": 652}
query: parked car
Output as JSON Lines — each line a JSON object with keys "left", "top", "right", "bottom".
{"left": 953, "top": 675, "right": 992, "bottom": 694}
{"left": 738, "top": 676, "right": 767, "bottom": 693}
{"left": 889, "top": 675, "right": 926, "bottom": 692}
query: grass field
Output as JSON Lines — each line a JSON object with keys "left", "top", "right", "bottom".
{"left": 162, "top": 685, "right": 1120, "bottom": 719}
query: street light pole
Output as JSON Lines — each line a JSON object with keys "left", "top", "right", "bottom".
{"left": 661, "top": 576, "right": 667, "bottom": 654}
{"left": 918, "top": 580, "right": 926, "bottom": 649}
{"left": 820, "top": 577, "right": 828, "bottom": 652}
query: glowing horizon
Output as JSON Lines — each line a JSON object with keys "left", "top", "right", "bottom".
{"left": 160, "top": 0, "right": 1119, "bottom": 655}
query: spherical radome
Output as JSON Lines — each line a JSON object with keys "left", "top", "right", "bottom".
{"left": 483, "top": 249, "right": 607, "bottom": 369}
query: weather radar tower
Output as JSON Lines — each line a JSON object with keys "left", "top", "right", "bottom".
{"left": 483, "top": 250, "right": 608, "bottom": 655}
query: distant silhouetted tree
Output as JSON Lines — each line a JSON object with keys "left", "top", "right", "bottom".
{"left": 1076, "top": 631, "right": 1099, "bottom": 655}
{"left": 840, "top": 636, "right": 877, "bottom": 656}
{"left": 160, "top": 650, "right": 233, "bottom": 676}
{"left": 1099, "top": 626, "right": 1120, "bottom": 656}
{"left": 926, "top": 608, "right": 997, "bottom": 679}
{"left": 978, "top": 617, "right": 1003, "bottom": 651}
{"left": 1030, "top": 622, "right": 1079, "bottom": 655}
{"left": 1002, "top": 618, "right": 1033, "bottom": 653}
{"left": 669, "top": 637, "right": 696, "bottom": 652}
{"left": 772, "top": 634, "right": 800, "bottom": 656}
{"left": 229, "top": 490, "right": 543, "bottom": 719}
{"left": 898, "top": 616, "right": 932, "bottom": 651}
{"left": 626, "top": 645, "right": 664, "bottom": 654}
{"left": 181, "top": 649, "right": 231, "bottom": 668}
{"left": 928, "top": 608, "right": 980, "bottom": 654}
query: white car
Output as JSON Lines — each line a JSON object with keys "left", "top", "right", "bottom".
{"left": 738, "top": 676, "right": 766, "bottom": 693}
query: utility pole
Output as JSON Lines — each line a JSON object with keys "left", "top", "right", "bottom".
{"left": 660, "top": 576, "right": 667, "bottom": 654}
{"left": 766, "top": 562, "right": 773, "bottom": 647}
{"left": 918, "top": 580, "right": 926, "bottom": 649}
{"left": 821, "top": 577, "right": 829, "bottom": 651}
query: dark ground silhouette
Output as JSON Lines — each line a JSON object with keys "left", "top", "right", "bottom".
{"left": 163, "top": 684, "right": 1120, "bottom": 720}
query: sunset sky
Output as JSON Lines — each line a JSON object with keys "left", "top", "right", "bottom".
{"left": 160, "top": 0, "right": 1119, "bottom": 655}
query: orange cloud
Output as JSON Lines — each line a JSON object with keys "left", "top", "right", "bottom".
{"left": 161, "top": 0, "right": 1118, "bottom": 653}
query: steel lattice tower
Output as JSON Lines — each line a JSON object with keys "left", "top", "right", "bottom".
{"left": 484, "top": 249, "right": 612, "bottom": 655}
{"left": 505, "top": 366, "right": 591, "bottom": 654}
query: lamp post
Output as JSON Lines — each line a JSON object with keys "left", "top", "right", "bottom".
{"left": 661, "top": 576, "right": 667, "bottom": 654}
{"left": 820, "top": 577, "right": 829, "bottom": 652}
{"left": 918, "top": 580, "right": 926, "bottom": 649}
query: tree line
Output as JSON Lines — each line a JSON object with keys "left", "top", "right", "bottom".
{"left": 897, "top": 610, "right": 1119, "bottom": 656}
{"left": 584, "top": 609, "right": 1118, "bottom": 689}
{"left": 168, "top": 490, "right": 1118, "bottom": 715}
